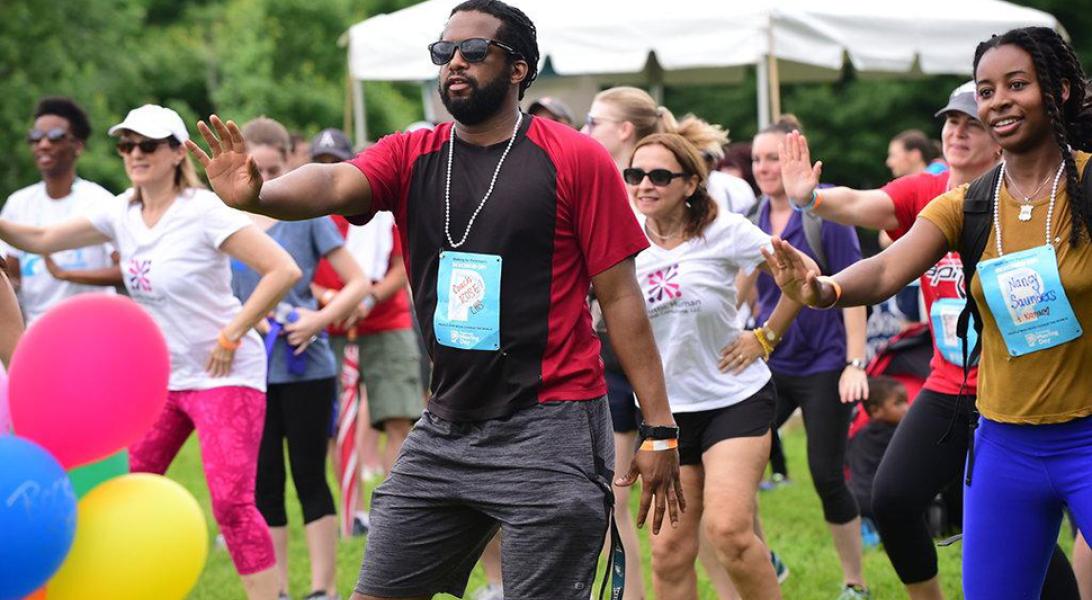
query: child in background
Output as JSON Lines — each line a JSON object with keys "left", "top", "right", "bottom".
{"left": 847, "top": 377, "right": 908, "bottom": 525}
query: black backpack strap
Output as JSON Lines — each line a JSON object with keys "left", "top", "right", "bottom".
{"left": 1083, "top": 157, "right": 1092, "bottom": 210}
{"left": 956, "top": 164, "right": 1002, "bottom": 372}
{"left": 748, "top": 197, "right": 768, "bottom": 226}
{"left": 952, "top": 163, "right": 1002, "bottom": 486}
{"left": 802, "top": 210, "right": 830, "bottom": 275}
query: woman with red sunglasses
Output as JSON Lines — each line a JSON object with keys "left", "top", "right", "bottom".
{"left": 0, "top": 104, "right": 300, "bottom": 600}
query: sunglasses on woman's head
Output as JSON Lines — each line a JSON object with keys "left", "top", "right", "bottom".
{"left": 26, "top": 127, "right": 71, "bottom": 145}
{"left": 116, "top": 139, "right": 172, "bottom": 155}
{"left": 428, "top": 38, "right": 520, "bottom": 65}
{"left": 623, "top": 168, "right": 690, "bottom": 186}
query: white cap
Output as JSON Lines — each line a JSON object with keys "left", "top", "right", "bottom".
{"left": 108, "top": 104, "right": 189, "bottom": 143}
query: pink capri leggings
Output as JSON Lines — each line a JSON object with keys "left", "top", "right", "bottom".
{"left": 130, "top": 386, "right": 275, "bottom": 575}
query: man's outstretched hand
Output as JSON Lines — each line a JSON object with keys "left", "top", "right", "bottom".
{"left": 186, "top": 115, "right": 263, "bottom": 212}
{"left": 615, "top": 446, "right": 685, "bottom": 535}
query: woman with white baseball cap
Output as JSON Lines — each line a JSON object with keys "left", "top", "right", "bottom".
{"left": 0, "top": 104, "right": 301, "bottom": 600}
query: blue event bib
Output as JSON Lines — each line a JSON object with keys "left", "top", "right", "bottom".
{"left": 978, "top": 245, "right": 1082, "bottom": 357}
{"left": 930, "top": 298, "right": 978, "bottom": 366}
{"left": 434, "top": 250, "right": 502, "bottom": 351}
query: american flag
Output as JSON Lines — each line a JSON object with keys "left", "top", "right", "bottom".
{"left": 337, "top": 333, "right": 362, "bottom": 538}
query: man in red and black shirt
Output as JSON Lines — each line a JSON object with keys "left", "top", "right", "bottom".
{"left": 190, "top": 2, "right": 682, "bottom": 598}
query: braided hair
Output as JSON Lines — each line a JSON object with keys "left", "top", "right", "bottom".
{"left": 974, "top": 27, "right": 1092, "bottom": 245}
{"left": 450, "top": 0, "right": 539, "bottom": 100}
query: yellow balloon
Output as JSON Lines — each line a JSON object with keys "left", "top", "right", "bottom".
{"left": 48, "top": 473, "right": 208, "bottom": 600}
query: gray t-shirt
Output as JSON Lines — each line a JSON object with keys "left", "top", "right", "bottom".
{"left": 232, "top": 218, "right": 343, "bottom": 384}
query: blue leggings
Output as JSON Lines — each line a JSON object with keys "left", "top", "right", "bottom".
{"left": 964, "top": 415, "right": 1092, "bottom": 599}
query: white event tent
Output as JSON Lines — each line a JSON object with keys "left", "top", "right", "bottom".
{"left": 345, "top": 0, "right": 1060, "bottom": 142}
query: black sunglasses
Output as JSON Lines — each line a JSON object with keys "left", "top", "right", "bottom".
{"left": 27, "top": 127, "right": 71, "bottom": 145}
{"left": 623, "top": 168, "right": 690, "bottom": 186}
{"left": 428, "top": 38, "right": 520, "bottom": 65}
{"left": 116, "top": 138, "right": 173, "bottom": 155}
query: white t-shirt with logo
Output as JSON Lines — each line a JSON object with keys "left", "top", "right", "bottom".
{"left": 0, "top": 179, "right": 117, "bottom": 324}
{"left": 636, "top": 211, "right": 772, "bottom": 412}
{"left": 86, "top": 188, "right": 266, "bottom": 392}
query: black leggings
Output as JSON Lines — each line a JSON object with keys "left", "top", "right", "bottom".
{"left": 872, "top": 388, "right": 1078, "bottom": 596}
{"left": 772, "top": 369, "right": 859, "bottom": 524}
{"left": 256, "top": 377, "right": 337, "bottom": 527}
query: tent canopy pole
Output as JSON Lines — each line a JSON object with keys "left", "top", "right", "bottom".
{"left": 353, "top": 79, "right": 367, "bottom": 147}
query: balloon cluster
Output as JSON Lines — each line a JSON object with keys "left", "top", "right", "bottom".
{"left": 0, "top": 295, "right": 207, "bottom": 600}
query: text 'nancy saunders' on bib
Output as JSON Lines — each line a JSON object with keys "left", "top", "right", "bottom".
{"left": 979, "top": 245, "right": 1081, "bottom": 356}
{"left": 979, "top": 161, "right": 1083, "bottom": 357}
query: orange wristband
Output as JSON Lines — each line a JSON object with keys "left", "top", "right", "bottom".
{"left": 218, "top": 330, "right": 242, "bottom": 350}
{"left": 639, "top": 439, "right": 679, "bottom": 452}
{"left": 813, "top": 190, "right": 824, "bottom": 210}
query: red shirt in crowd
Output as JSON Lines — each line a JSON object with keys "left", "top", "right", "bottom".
{"left": 883, "top": 171, "right": 978, "bottom": 395}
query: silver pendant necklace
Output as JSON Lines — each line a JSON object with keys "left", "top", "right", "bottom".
{"left": 1004, "top": 161, "right": 1064, "bottom": 222}
{"left": 993, "top": 160, "right": 1065, "bottom": 257}
{"left": 443, "top": 112, "right": 524, "bottom": 248}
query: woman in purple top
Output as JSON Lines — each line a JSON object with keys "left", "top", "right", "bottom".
{"left": 752, "top": 116, "right": 871, "bottom": 599}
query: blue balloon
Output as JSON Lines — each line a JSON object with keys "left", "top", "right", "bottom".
{"left": 0, "top": 436, "right": 77, "bottom": 600}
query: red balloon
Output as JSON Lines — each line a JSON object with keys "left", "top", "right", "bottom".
{"left": 9, "top": 295, "right": 169, "bottom": 469}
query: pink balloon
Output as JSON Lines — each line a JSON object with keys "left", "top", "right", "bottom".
{"left": 0, "top": 364, "right": 9, "bottom": 434}
{"left": 9, "top": 295, "right": 169, "bottom": 468}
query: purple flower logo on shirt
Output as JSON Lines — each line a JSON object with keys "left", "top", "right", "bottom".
{"left": 647, "top": 264, "right": 681, "bottom": 304}
{"left": 127, "top": 258, "right": 152, "bottom": 292}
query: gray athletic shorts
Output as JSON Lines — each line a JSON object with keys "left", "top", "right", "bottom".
{"left": 354, "top": 397, "right": 614, "bottom": 599}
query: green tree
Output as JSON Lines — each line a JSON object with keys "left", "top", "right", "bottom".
{"left": 0, "top": 0, "right": 422, "bottom": 200}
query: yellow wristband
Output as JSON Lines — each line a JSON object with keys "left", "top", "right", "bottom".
{"left": 815, "top": 276, "right": 842, "bottom": 310}
{"left": 218, "top": 330, "right": 242, "bottom": 351}
{"left": 639, "top": 438, "right": 679, "bottom": 452}
{"left": 752, "top": 329, "right": 774, "bottom": 360}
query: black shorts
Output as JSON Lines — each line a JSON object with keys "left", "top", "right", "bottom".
{"left": 674, "top": 380, "right": 777, "bottom": 465}
{"left": 605, "top": 369, "right": 641, "bottom": 433}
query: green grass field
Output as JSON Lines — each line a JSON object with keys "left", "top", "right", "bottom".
{"left": 172, "top": 421, "right": 1071, "bottom": 599}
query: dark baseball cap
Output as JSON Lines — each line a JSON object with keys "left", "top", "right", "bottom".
{"left": 310, "top": 128, "right": 353, "bottom": 161}
{"left": 528, "top": 97, "right": 574, "bottom": 125}
{"left": 935, "top": 81, "right": 978, "bottom": 120}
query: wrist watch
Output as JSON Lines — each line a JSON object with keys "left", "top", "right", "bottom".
{"left": 638, "top": 422, "right": 680, "bottom": 440}
{"left": 761, "top": 322, "right": 780, "bottom": 344}
{"left": 846, "top": 358, "right": 867, "bottom": 370}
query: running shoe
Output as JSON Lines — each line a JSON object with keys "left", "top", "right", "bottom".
{"left": 836, "top": 584, "right": 872, "bottom": 599}
{"left": 472, "top": 583, "right": 504, "bottom": 600}
{"left": 352, "top": 510, "right": 370, "bottom": 537}
{"left": 759, "top": 473, "right": 791, "bottom": 492}
{"left": 277, "top": 593, "right": 289, "bottom": 600}
{"left": 303, "top": 592, "right": 340, "bottom": 600}
{"left": 770, "top": 549, "right": 790, "bottom": 584}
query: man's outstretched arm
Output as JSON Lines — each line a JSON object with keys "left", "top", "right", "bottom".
{"left": 187, "top": 115, "right": 372, "bottom": 221}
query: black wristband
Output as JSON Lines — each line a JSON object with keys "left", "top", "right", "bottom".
{"left": 638, "top": 422, "right": 680, "bottom": 440}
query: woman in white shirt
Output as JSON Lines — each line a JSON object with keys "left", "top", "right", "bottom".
{"left": 625, "top": 129, "right": 807, "bottom": 599}
{"left": 0, "top": 104, "right": 300, "bottom": 600}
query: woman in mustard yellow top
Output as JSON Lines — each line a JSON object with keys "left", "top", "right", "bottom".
{"left": 764, "top": 27, "right": 1092, "bottom": 599}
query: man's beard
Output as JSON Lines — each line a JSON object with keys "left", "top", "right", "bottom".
{"left": 439, "top": 68, "right": 512, "bottom": 126}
